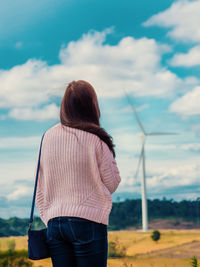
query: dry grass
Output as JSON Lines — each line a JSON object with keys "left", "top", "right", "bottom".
{"left": 108, "top": 229, "right": 200, "bottom": 256}
{"left": 1, "top": 229, "right": 200, "bottom": 267}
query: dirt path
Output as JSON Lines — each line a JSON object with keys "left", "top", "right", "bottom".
{"left": 139, "top": 240, "right": 200, "bottom": 259}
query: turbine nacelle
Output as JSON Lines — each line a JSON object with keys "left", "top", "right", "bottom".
{"left": 138, "top": 132, "right": 146, "bottom": 140}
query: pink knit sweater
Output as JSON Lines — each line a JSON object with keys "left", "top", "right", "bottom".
{"left": 35, "top": 122, "right": 121, "bottom": 226}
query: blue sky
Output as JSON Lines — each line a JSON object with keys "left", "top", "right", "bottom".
{"left": 0, "top": 0, "right": 200, "bottom": 219}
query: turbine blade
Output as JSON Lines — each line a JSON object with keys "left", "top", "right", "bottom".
{"left": 147, "top": 132, "right": 179, "bottom": 136}
{"left": 134, "top": 140, "right": 145, "bottom": 179}
{"left": 123, "top": 89, "right": 146, "bottom": 134}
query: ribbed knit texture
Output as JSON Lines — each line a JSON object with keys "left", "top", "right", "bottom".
{"left": 35, "top": 122, "right": 121, "bottom": 226}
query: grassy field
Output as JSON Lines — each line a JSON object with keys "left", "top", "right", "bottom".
{"left": 0, "top": 229, "right": 200, "bottom": 267}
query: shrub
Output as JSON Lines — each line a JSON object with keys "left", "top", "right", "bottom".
{"left": 190, "top": 256, "right": 199, "bottom": 267}
{"left": 0, "top": 250, "right": 33, "bottom": 267}
{"left": 108, "top": 237, "right": 126, "bottom": 258}
{"left": 151, "top": 230, "right": 161, "bottom": 243}
{"left": 7, "top": 240, "right": 15, "bottom": 253}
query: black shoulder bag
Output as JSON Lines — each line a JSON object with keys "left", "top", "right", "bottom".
{"left": 27, "top": 131, "right": 51, "bottom": 260}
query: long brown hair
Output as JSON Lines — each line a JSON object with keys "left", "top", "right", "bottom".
{"left": 60, "top": 80, "right": 116, "bottom": 158}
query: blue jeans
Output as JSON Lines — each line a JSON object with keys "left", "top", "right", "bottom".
{"left": 46, "top": 216, "right": 108, "bottom": 267}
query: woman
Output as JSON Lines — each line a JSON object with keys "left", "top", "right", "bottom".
{"left": 35, "top": 80, "right": 121, "bottom": 267}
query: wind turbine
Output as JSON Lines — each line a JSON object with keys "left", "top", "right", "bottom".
{"left": 123, "top": 89, "right": 178, "bottom": 232}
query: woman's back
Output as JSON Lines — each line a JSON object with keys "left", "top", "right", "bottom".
{"left": 36, "top": 122, "right": 121, "bottom": 227}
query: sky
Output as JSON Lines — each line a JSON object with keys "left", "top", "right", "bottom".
{"left": 0, "top": 0, "right": 200, "bottom": 219}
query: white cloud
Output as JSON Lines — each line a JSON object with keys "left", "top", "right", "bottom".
{"left": 170, "top": 45, "right": 200, "bottom": 67}
{"left": 0, "top": 59, "right": 61, "bottom": 109}
{"left": 0, "top": 162, "right": 36, "bottom": 187}
{"left": 147, "top": 163, "right": 200, "bottom": 190}
{"left": 111, "top": 126, "right": 199, "bottom": 194}
{"left": 181, "top": 143, "right": 200, "bottom": 151}
{"left": 113, "top": 130, "right": 184, "bottom": 154}
{"left": 116, "top": 146, "right": 200, "bottom": 198}
{"left": 191, "top": 124, "right": 200, "bottom": 136}
{"left": 58, "top": 30, "right": 180, "bottom": 98}
{"left": 119, "top": 104, "right": 150, "bottom": 114}
{"left": 143, "top": 0, "right": 200, "bottom": 43}
{"left": 0, "top": 136, "right": 40, "bottom": 149}
{"left": 7, "top": 103, "right": 60, "bottom": 121}
{"left": 115, "top": 131, "right": 200, "bottom": 153}
{"left": 169, "top": 86, "right": 200, "bottom": 116}
{"left": 1, "top": 27, "right": 197, "bottom": 122}
{"left": 7, "top": 185, "right": 32, "bottom": 200}
{"left": 0, "top": 129, "right": 199, "bottom": 203}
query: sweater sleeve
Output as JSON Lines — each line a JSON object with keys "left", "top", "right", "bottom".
{"left": 97, "top": 140, "right": 121, "bottom": 194}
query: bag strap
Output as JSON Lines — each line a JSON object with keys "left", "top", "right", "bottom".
{"left": 29, "top": 131, "right": 46, "bottom": 230}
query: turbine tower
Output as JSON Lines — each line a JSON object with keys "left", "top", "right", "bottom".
{"left": 123, "top": 90, "right": 178, "bottom": 232}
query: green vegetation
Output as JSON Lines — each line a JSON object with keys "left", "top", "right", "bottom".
{"left": 7, "top": 240, "right": 16, "bottom": 253}
{"left": 109, "top": 198, "right": 200, "bottom": 230}
{"left": 0, "top": 230, "right": 199, "bottom": 267}
{"left": 108, "top": 237, "right": 126, "bottom": 258}
{"left": 151, "top": 230, "right": 161, "bottom": 243}
{"left": 0, "top": 237, "right": 33, "bottom": 266}
{"left": 0, "top": 217, "right": 46, "bottom": 237}
{"left": 0, "top": 198, "right": 199, "bottom": 236}
{"left": 190, "top": 256, "right": 199, "bottom": 267}
{"left": 0, "top": 250, "right": 32, "bottom": 267}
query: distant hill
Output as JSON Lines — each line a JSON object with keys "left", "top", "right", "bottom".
{"left": 0, "top": 198, "right": 199, "bottom": 236}
{"left": 109, "top": 198, "right": 200, "bottom": 230}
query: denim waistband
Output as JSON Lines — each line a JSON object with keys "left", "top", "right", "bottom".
{"left": 48, "top": 216, "right": 93, "bottom": 223}
{"left": 49, "top": 216, "right": 74, "bottom": 222}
